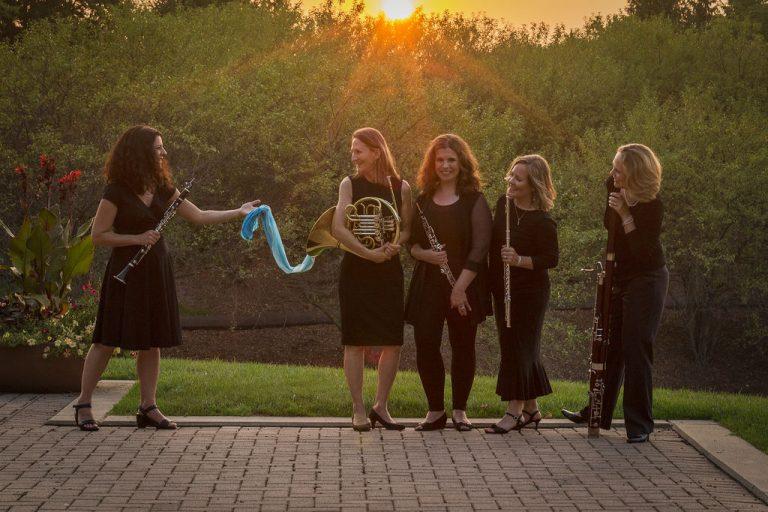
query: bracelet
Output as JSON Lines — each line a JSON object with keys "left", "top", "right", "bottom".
{"left": 622, "top": 216, "right": 634, "bottom": 226}
{"left": 516, "top": 255, "right": 523, "bottom": 266}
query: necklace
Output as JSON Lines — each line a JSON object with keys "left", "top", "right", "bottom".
{"left": 514, "top": 204, "right": 526, "bottom": 226}
{"left": 622, "top": 189, "right": 639, "bottom": 207}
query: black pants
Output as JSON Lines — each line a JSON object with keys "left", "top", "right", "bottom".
{"left": 598, "top": 266, "right": 669, "bottom": 436}
{"left": 413, "top": 278, "right": 478, "bottom": 412}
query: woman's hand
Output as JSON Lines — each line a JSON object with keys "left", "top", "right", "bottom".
{"left": 382, "top": 243, "right": 401, "bottom": 258}
{"left": 450, "top": 286, "right": 472, "bottom": 317}
{"left": 366, "top": 246, "right": 391, "bottom": 264}
{"left": 422, "top": 248, "right": 448, "bottom": 267}
{"left": 134, "top": 230, "right": 160, "bottom": 246}
{"left": 501, "top": 246, "right": 520, "bottom": 267}
{"left": 239, "top": 200, "right": 261, "bottom": 217}
{"left": 608, "top": 192, "right": 631, "bottom": 220}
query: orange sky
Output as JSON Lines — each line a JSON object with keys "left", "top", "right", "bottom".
{"left": 302, "top": 0, "right": 627, "bottom": 29}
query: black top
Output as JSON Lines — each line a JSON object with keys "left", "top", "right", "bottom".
{"left": 604, "top": 195, "right": 666, "bottom": 281}
{"left": 489, "top": 195, "right": 559, "bottom": 295}
{"left": 405, "top": 191, "right": 493, "bottom": 324}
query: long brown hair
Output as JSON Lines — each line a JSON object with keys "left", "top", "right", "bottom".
{"left": 352, "top": 127, "right": 400, "bottom": 186}
{"left": 104, "top": 125, "right": 173, "bottom": 194}
{"left": 416, "top": 134, "right": 481, "bottom": 196}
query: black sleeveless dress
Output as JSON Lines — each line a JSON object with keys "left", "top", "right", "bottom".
{"left": 92, "top": 182, "right": 182, "bottom": 350}
{"left": 338, "top": 175, "right": 404, "bottom": 346}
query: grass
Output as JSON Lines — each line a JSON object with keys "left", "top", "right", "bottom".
{"left": 104, "top": 357, "right": 768, "bottom": 453}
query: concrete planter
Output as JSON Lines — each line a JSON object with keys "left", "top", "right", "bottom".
{"left": 0, "top": 346, "right": 84, "bottom": 392}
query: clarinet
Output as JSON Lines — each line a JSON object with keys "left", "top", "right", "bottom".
{"left": 415, "top": 202, "right": 456, "bottom": 287}
{"left": 113, "top": 178, "right": 194, "bottom": 284}
{"left": 504, "top": 195, "right": 511, "bottom": 328}
{"left": 584, "top": 178, "right": 619, "bottom": 438}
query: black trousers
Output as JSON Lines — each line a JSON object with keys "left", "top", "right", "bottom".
{"left": 598, "top": 266, "right": 669, "bottom": 436}
{"left": 413, "top": 277, "right": 478, "bottom": 412}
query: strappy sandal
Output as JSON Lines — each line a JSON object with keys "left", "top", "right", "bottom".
{"left": 136, "top": 404, "right": 178, "bottom": 430}
{"left": 484, "top": 412, "right": 523, "bottom": 434}
{"left": 520, "top": 409, "right": 543, "bottom": 433}
{"left": 452, "top": 415, "right": 473, "bottom": 432}
{"left": 73, "top": 403, "right": 99, "bottom": 432}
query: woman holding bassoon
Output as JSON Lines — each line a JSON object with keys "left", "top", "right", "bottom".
{"left": 406, "top": 134, "right": 492, "bottom": 432}
{"left": 485, "top": 155, "right": 558, "bottom": 434}
{"left": 73, "top": 125, "right": 259, "bottom": 431}
{"left": 562, "top": 144, "right": 668, "bottom": 443}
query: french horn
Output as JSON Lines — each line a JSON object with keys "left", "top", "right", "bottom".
{"left": 306, "top": 178, "right": 401, "bottom": 257}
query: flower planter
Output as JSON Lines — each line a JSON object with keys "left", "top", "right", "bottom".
{"left": 0, "top": 346, "right": 83, "bottom": 393}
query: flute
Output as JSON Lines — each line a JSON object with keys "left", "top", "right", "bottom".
{"left": 504, "top": 195, "right": 511, "bottom": 328}
{"left": 113, "top": 178, "right": 194, "bottom": 284}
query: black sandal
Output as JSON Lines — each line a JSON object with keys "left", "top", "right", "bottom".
{"left": 484, "top": 412, "right": 522, "bottom": 435}
{"left": 452, "top": 415, "right": 473, "bottom": 432}
{"left": 520, "top": 409, "right": 543, "bottom": 433}
{"left": 136, "top": 404, "right": 178, "bottom": 430}
{"left": 73, "top": 403, "right": 99, "bottom": 432}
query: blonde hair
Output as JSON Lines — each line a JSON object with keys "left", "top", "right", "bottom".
{"left": 507, "top": 154, "right": 557, "bottom": 211}
{"left": 616, "top": 144, "right": 662, "bottom": 201}
{"left": 352, "top": 127, "right": 400, "bottom": 186}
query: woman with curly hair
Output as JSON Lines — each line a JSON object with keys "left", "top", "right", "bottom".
{"left": 406, "top": 134, "right": 492, "bottom": 431}
{"left": 72, "top": 125, "right": 259, "bottom": 431}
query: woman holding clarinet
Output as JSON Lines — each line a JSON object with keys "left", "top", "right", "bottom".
{"left": 485, "top": 155, "right": 558, "bottom": 434}
{"left": 72, "top": 125, "right": 260, "bottom": 431}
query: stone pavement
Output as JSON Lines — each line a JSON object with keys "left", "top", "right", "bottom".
{"left": 1, "top": 393, "right": 766, "bottom": 512}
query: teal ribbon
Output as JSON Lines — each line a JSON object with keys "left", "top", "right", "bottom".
{"left": 240, "top": 205, "right": 315, "bottom": 274}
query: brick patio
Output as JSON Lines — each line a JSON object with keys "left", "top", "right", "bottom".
{"left": 0, "top": 393, "right": 765, "bottom": 511}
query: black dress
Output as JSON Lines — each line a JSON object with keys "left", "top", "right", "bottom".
{"left": 92, "top": 182, "right": 182, "bottom": 350}
{"left": 488, "top": 195, "right": 559, "bottom": 401}
{"left": 338, "top": 175, "right": 404, "bottom": 346}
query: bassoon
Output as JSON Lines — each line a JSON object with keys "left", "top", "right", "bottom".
{"left": 585, "top": 178, "right": 619, "bottom": 438}
{"left": 113, "top": 178, "right": 194, "bottom": 284}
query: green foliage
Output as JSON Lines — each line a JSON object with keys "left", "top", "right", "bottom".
{"left": 0, "top": 4, "right": 765, "bottom": 362}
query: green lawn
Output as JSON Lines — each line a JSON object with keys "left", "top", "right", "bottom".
{"left": 104, "top": 357, "right": 768, "bottom": 453}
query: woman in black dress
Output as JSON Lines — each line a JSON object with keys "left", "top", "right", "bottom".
{"left": 561, "top": 144, "right": 668, "bottom": 443}
{"left": 406, "top": 134, "right": 492, "bottom": 431}
{"left": 72, "top": 125, "right": 260, "bottom": 431}
{"left": 485, "top": 154, "right": 558, "bottom": 434}
{"left": 333, "top": 127, "right": 412, "bottom": 431}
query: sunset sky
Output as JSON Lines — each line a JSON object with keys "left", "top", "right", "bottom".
{"left": 302, "top": 0, "right": 627, "bottom": 29}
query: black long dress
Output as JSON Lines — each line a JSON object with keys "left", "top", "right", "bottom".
{"left": 338, "top": 175, "right": 404, "bottom": 346}
{"left": 92, "top": 182, "right": 182, "bottom": 350}
{"left": 488, "top": 195, "right": 558, "bottom": 401}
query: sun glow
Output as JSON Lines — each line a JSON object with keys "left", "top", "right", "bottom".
{"left": 381, "top": 0, "right": 415, "bottom": 20}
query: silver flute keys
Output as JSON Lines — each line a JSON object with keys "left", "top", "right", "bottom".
{"left": 415, "top": 202, "right": 456, "bottom": 287}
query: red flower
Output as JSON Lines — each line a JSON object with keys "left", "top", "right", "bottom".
{"left": 13, "top": 165, "right": 26, "bottom": 175}
{"left": 39, "top": 154, "right": 47, "bottom": 169}
{"left": 58, "top": 170, "right": 82, "bottom": 185}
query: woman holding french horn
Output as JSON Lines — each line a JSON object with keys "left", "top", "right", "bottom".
{"left": 333, "top": 127, "right": 413, "bottom": 431}
{"left": 406, "top": 134, "right": 492, "bottom": 432}
{"left": 485, "top": 155, "right": 558, "bottom": 434}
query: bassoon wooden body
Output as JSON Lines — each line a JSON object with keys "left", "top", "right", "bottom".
{"left": 586, "top": 180, "right": 619, "bottom": 438}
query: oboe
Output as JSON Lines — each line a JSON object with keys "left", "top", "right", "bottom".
{"left": 584, "top": 178, "right": 619, "bottom": 438}
{"left": 113, "top": 178, "right": 194, "bottom": 284}
{"left": 415, "top": 202, "right": 456, "bottom": 287}
{"left": 504, "top": 195, "right": 511, "bottom": 328}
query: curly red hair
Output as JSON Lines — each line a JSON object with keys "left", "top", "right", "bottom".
{"left": 104, "top": 125, "right": 173, "bottom": 194}
{"left": 416, "top": 134, "right": 481, "bottom": 196}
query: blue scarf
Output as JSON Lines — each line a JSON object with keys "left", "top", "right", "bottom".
{"left": 240, "top": 205, "right": 315, "bottom": 274}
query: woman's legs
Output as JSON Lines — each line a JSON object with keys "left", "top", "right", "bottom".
{"left": 75, "top": 343, "right": 115, "bottom": 422}
{"left": 344, "top": 346, "right": 367, "bottom": 425}
{"left": 446, "top": 314, "right": 477, "bottom": 424}
{"left": 372, "top": 346, "right": 401, "bottom": 422}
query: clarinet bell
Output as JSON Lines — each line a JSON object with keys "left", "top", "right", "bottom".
{"left": 113, "top": 266, "right": 129, "bottom": 284}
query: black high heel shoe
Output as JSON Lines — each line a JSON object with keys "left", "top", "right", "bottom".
{"left": 414, "top": 412, "right": 447, "bottom": 431}
{"left": 73, "top": 403, "right": 99, "bottom": 432}
{"left": 369, "top": 409, "right": 405, "bottom": 431}
{"left": 484, "top": 412, "right": 523, "bottom": 434}
{"left": 136, "top": 404, "right": 178, "bottom": 430}
{"left": 520, "top": 409, "right": 542, "bottom": 433}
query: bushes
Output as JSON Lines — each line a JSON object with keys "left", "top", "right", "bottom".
{"left": 0, "top": 4, "right": 765, "bottom": 362}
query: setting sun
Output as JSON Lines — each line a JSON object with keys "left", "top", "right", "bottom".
{"left": 381, "top": 0, "right": 415, "bottom": 20}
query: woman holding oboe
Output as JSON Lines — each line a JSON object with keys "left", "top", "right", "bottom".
{"left": 485, "top": 155, "right": 558, "bottom": 434}
{"left": 72, "top": 125, "right": 259, "bottom": 431}
{"left": 562, "top": 144, "right": 668, "bottom": 444}
{"left": 406, "top": 134, "right": 492, "bottom": 431}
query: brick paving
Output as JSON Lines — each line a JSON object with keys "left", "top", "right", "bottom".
{"left": 1, "top": 393, "right": 766, "bottom": 511}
